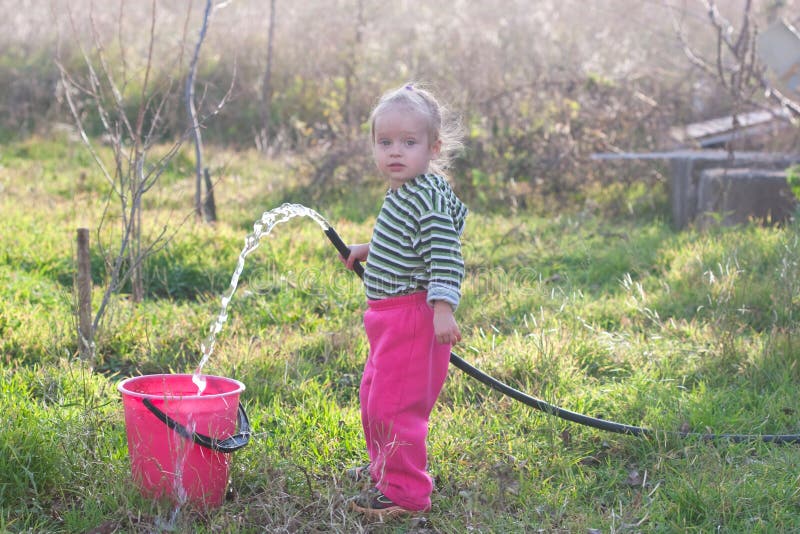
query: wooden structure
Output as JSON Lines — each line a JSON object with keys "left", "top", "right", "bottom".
{"left": 668, "top": 109, "right": 792, "bottom": 149}
{"left": 591, "top": 150, "right": 800, "bottom": 228}
{"left": 696, "top": 168, "right": 797, "bottom": 227}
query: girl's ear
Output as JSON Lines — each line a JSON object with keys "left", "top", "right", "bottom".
{"left": 430, "top": 138, "right": 442, "bottom": 157}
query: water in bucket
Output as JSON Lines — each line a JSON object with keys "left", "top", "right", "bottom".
{"left": 118, "top": 374, "right": 248, "bottom": 508}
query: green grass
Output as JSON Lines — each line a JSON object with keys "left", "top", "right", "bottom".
{"left": 2, "top": 136, "right": 800, "bottom": 532}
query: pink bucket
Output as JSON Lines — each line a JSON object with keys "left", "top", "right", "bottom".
{"left": 117, "top": 374, "right": 250, "bottom": 508}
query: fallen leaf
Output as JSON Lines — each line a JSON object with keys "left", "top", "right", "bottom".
{"left": 625, "top": 469, "right": 644, "bottom": 486}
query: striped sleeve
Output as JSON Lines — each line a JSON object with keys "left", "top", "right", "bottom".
{"left": 417, "top": 189, "right": 465, "bottom": 309}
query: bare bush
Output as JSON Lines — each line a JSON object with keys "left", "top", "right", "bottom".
{"left": 54, "top": 1, "right": 231, "bottom": 362}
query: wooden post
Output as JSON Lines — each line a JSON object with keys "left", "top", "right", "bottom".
{"left": 76, "top": 228, "right": 93, "bottom": 361}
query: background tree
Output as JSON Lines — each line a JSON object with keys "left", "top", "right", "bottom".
{"left": 258, "top": 0, "right": 277, "bottom": 155}
{"left": 185, "top": 0, "right": 233, "bottom": 222}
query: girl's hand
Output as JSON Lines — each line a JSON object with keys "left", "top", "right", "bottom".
{"left": 342, "top": 243, "right": 370, "bottom": 270}
{"left": 433, "top": 301, "right": 461, "bottom": 345}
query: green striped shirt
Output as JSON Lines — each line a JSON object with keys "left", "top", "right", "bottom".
{"left": 364, "top": 174, "right": 468, "bottom": 309}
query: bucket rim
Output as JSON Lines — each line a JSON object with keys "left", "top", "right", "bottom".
{"left": 117, "top": 373, "right": 245, "bottom": 400}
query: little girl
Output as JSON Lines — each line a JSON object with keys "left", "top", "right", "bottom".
{"left": 343, "top": 83, "right": 468, "bottom": 519}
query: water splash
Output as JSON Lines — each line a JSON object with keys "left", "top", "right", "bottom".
{"left": 192, "top": 203, "right": 332, "bottom": 393}
{"left": 153, "top": 408, "right": 194, "bottom": 531}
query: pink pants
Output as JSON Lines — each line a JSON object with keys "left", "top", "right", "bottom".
{"left": 360, "top": 291, "right": 451, "bottom": 511}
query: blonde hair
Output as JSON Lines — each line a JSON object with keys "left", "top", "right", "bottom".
{"left": 369, "top": 82, "right": 463, "bottom": 175}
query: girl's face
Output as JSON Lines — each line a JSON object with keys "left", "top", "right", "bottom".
{"left": 372, "top": 106, "right": 441, "bottom": 190}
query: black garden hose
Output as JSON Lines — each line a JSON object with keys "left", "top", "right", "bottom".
{"left": 324, "top": 226, "right": 800, "bottom": 444}
{"left": 142, "top": 398, "right": 251, "bottom": 453}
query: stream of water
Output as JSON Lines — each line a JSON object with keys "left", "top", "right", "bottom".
{"left": 192, "top": 203, "right": 332, "bottom": 394}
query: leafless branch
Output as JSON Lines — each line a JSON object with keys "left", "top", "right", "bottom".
{"left": 116, "top": 1, "right": 128, "bottom": 87}
{"left": 56, "top": 62, "right": 117, "bottom": 194}
{"left": 669, "top": 0, "right": 799, "bottom": 120}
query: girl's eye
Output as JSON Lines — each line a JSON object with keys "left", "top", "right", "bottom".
{"left": 379, "top": 140, "right": 391, "bottom": 146}
{"left": 405, "top": 140, "right": 416, "bottom": 146}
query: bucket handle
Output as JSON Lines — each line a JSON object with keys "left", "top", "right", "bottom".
{"left": 142, "top": 398, "right": 251, "bottom": 453}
